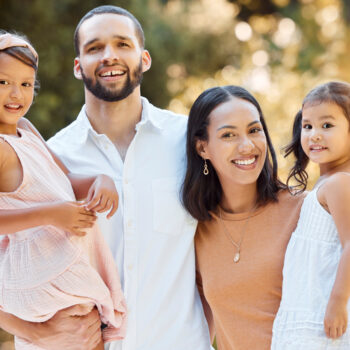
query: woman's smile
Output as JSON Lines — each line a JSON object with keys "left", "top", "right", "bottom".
{"left": 231, "top": 155, "right": 258, "bottom": 169}
{"left": 197, "top": 97, "right": 267, "bottom": 188}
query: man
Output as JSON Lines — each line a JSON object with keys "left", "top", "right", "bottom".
{"left": 0, "top": 5, "right": 212, "bottom": 350}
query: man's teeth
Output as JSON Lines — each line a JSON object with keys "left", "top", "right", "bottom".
{"left": 233, "top": 157, "right": 256, "bottom": 165}
{"left": 100, "top": 70, "right": 124, "bottom": 77}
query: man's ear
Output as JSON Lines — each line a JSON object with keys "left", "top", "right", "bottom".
{"left": 195, "top": 139, "right": 209, "bottom": 160}
{"left": 141, "top": 50, "right": 152, "bottom": 73}
{"left": 74, "top": 57, "right": 83, "bottom": 80}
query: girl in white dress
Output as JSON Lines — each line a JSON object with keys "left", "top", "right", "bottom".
{"left": 272, "top": 81, "right": 350, "bottom": 349}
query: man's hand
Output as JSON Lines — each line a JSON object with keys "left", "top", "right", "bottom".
{"left": 32, "top": 306, "right": 102, "bottom": 350}
{"left": 85, "top": 175, "right": 119, "bottom": 219}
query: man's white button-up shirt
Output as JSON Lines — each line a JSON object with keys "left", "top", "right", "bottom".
{"left": 48, "top": 98, "right": 212, "bottom": 350}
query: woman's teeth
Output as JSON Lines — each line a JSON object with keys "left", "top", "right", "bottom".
{"left": 233, "top": 157, "right": 256, "bottom": 165}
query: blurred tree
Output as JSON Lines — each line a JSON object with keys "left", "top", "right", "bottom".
{"left": 1, "top": 0, "right": 350, "bottom": 348}
{"left": 0, "top": 0, "right": 236, "bottom": 138}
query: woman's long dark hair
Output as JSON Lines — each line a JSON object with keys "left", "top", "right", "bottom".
{"left": 182, "top": 85, "right": 285, "bottom": 221}
{"left": 285, "top": 81, "right": 350, "bottom": 192}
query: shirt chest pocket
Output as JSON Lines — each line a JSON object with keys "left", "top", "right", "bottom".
{"left": 152, "top": 178, "right": 192, "bottom": 236}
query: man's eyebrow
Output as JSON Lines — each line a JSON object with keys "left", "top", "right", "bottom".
{"left": 83, "top": 38, "right": 99, "bottom": 48}
{"left": 83, "top": 35, "right": 133, "bottom": 49}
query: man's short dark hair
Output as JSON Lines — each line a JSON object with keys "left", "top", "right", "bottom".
{"left": 74, "top": 5, "right": 145, "bottom": 56}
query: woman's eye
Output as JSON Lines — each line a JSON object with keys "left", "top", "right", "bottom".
{"left": 322, "top": 122, "right": 333, "bottom": 129}
{"left": 0, "top": 80, "right": 9, "bottom": 85}
{"left": 250, "top": 127, "right": 262, "bottom": 133}
{"left": 222, "top": 132, "right": 235, "bottom": 138}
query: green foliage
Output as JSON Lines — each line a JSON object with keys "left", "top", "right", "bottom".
{"left": 1, "top": 0, "right": 345, "bottom": 141}
{"left": 1, "top": 0, "right": 350, "bottom": 348}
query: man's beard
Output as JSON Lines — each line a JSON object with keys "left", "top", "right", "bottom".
{"left": 81, "top": 59, "right": 143, "bottom": 102}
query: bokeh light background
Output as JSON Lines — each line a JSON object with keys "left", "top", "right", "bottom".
{"left": 1, "top": 0, "right": 350, "bottom": 348}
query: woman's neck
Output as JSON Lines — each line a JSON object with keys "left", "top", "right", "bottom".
{"left": 220, "top": 181, "right": 258, "bottom": 214}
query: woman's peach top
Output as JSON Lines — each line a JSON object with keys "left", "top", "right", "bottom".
{"left": 195, "top": 190, "right": 304, "bottom": 350}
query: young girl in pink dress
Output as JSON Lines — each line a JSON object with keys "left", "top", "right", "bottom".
{"left": 0, "top": 32, "right": 126, "bottom": 350}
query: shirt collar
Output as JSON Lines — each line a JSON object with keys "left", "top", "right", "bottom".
{"left": 75, "top": 105, "right": 95, "bottom": 143}
{"left": 75, "top": 97, "right": 163, "bottom": 143}
{"left": 137, "top": 97, "right": 163, "bottom": 131}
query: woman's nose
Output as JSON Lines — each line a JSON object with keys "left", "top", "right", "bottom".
{"left": 238, "top": 136, "right": 254, "bottom": 153}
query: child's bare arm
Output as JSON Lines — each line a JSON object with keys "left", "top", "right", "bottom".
{"left": 0, "top": 202, "right": 96, "bottom": 236}
{"left": 319, "top": 173, "right": 350, "bottom": 339}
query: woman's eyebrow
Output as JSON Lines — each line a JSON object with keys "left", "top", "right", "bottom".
{"left": 217, "top": 120, "right": 260, "bottom": 131}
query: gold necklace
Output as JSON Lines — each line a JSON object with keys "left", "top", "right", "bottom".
{"left": 219, "top": 205, "right": 257, "bottom": 263}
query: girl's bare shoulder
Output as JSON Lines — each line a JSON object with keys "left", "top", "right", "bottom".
{"left": 318, "top": 172, "right": 350, "bottom": 206}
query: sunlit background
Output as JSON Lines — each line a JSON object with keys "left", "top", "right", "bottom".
{"left": 1, "top": 0, "right": 349, "bottom": 348}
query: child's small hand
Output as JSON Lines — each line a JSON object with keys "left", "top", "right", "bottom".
{"left": 47, "top": 201, "right": 97, "bottom": 236}
{"left": 84, "top": 174, "right": 119, "bottom": 219}
{"left": 324, "top": 296, "right": 348, "bottom": 339}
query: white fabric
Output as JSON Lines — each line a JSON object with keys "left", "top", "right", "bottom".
{"left": 48, "top": 98, "right": 212, "bottom": 350}
{"left": 272, "top": 187, "right": 350, "bottom": 349}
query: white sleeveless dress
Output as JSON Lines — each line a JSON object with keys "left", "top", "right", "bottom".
{"left": 272, "top": 184, "right": 350, "bottom": 349}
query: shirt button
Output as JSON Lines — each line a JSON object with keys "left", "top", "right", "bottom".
{"left": 124, "top": 179, "right": 128, "bottom": 185}
{"left": 127, "top": 264, "right": 133, "bottom": 270}
{"left": 127, "top": 220, "right": 133, "bottom": 228}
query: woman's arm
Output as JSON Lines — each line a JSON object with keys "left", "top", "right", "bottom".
{"left": 319, "top": 173, "right": 350, "bottom": 339}
{"left": 0, "top": 307, "right": 102, "bottom": 350}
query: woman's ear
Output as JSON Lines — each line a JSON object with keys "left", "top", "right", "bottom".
{"left": 195, "top": 139, "right": 209, "bottom": 160}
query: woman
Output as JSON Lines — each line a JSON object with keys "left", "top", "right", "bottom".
{"left": 182, "top": 85, "right": 304, "bottom": 349}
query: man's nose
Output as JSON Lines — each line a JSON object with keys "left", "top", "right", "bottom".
{"left": 101, "top": 44, "right": 120, "bottom": 63}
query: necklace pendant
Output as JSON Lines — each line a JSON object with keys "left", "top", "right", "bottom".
{"left": 233, "top": 252, "right": 240, "bottom": 263}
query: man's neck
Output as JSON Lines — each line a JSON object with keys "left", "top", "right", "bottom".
{"left": 84, "top": 88, "right": 143, "bottom": 160}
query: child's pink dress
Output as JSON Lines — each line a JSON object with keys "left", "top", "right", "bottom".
{"left": 0, "top": 129, "right": 127, "bottom": 349}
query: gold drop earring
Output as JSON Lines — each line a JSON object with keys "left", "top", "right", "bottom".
{"left": 203, "top": 159, "right": 209, "bottom": 175}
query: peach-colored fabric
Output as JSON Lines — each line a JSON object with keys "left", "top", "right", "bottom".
{"left": 0, "top": 33, "right": 38, "bottom": 63}
{"left": 0, "top": 129, "right": 126, "bottom": 349}
{"left": 195, "top": 190, "right": 305, "bottom": 350}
